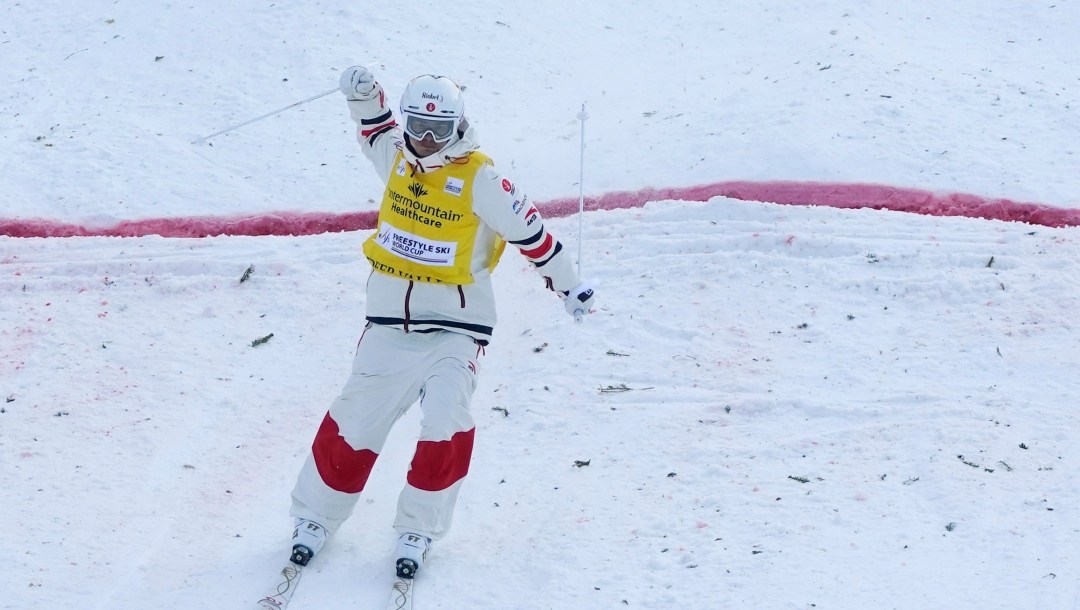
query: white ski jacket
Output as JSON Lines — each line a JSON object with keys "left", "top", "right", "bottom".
{"left": 345, "top": 86, "right": 580, "bottom": 344}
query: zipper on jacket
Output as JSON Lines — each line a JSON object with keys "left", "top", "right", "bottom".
{"left": 404, "top": 281, "right": 413, "bottom": 332}
{"left": 457, "top": 285, "right": 466, "bottom": 309}
{"left": 356, "top": 321, "right": 372, "bottom": 353}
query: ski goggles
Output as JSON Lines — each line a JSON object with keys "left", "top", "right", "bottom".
{"left": 404, "top": 114, "right": 457, "bottom": 142}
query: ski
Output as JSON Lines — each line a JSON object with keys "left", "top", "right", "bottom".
{"left": 386, "top": 575, "right": 415, "bottom": 610}
{"left": 255, "top": 560, "right": 306, "bottom": 610}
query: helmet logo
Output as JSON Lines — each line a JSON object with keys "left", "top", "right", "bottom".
{"left": 421, "top": 92, "right": 444, "bottom": 102}
{"left": 426, "top": 102, "right": 436, "bottom": 112}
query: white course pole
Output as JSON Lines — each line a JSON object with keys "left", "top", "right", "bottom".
{"left": 574, "top": 102, "right": 589, "bottom": 323}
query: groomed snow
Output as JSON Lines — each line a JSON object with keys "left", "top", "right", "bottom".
{"left": 2, "top": 2, "right": 1079, "bottom": 609}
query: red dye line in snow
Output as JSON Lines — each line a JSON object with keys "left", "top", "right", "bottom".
{"left": 2, "top": 181, "right": 1078, "bottom": 238}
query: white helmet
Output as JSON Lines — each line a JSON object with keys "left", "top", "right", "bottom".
{"left": 399, "top": 75, "right": 464, "bottom": 143}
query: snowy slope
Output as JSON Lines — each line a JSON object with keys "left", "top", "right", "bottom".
{"left": 3, "top": 2, "right": 1080, "bottom": 610}
{"left": 2, "top": 1, "right": 1079, "bottom": 224}
{"left": 4, "top": 199, "right": 1079, "bottom": 609}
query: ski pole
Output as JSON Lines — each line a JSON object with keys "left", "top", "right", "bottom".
{"left": 192, "top": 87, "right": 337, "bottom": 144}
{"left": 574, "top": 102, "right": 588, "bottom": 323}
{"left": 193, "top": 63, "right": 384, "bottom": 145}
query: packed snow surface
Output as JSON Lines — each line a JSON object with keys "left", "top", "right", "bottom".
{"left": 2, "top": 2, "right": 1079, "bottom": 609}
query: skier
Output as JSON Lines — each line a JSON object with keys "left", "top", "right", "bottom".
{"left": 285, "top": 66, "right": 596, "bottom": 581}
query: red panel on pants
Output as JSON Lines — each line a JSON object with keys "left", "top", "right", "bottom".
{"left": 311, "top": 412, "right": 379, "bottom": 494}
{"left": 407, "top": 428, "right": 476, "bottom": 492}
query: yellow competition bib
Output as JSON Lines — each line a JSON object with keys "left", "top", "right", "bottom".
{"left": 363, "top": 151, "right": 505, "bottom": 284}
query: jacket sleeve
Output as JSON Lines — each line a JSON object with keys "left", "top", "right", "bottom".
{"left": 471, "top": 164, "right": 582, "bottom": 293}
{"left": 345, "top": 84, "right": 402, "bottom": 184}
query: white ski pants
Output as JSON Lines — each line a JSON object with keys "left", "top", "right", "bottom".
{"left": 290, "top": 323, "right": 482, "bottom": 541}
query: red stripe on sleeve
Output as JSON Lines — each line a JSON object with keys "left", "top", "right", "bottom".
{"left": 519, "top": 233, "right": 553, "bottom": 259}
{"left": 361, "top": 121, "right": 397, "bottom": 137}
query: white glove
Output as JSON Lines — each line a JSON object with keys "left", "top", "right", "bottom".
{"left": 339, "top": 65, "right": 377, "bottom": 101}
{"left": 561, "top": 282, "right": 596, "bottom": 320}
